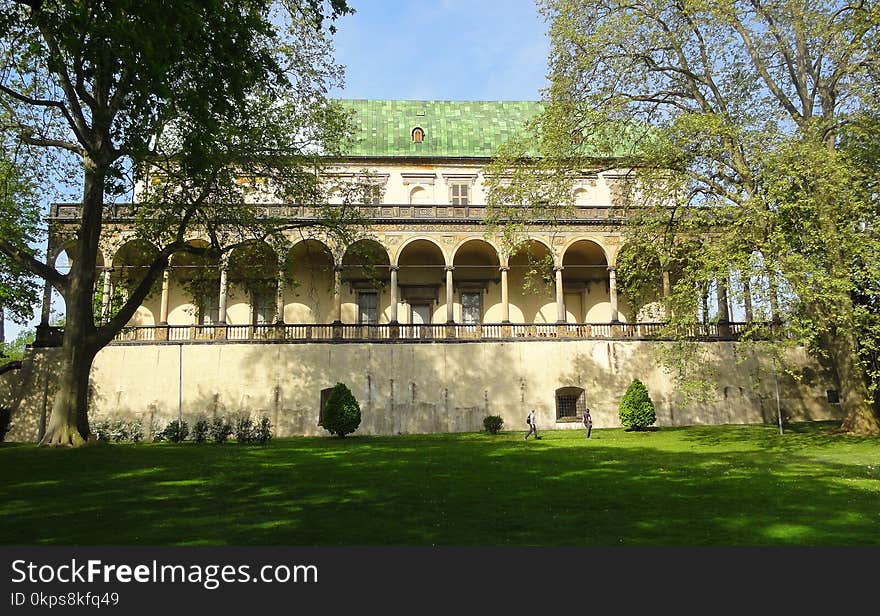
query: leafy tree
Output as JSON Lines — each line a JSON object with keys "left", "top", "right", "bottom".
{"left": 322, "top": 382, "right": 361, "bottom": 438}
{"left": 0, "top": 0, "right": 359, "bottom": 446}
{"left": 0, "top": 328, "right": 35, "bottom": 365}
{"left": 504, "top": 0, "right": 880, "bottom": 434}
{"left": 619, "top": 379, "right": 656, "bottom": 431}
{"left": 0, "top": 150, "right": 40, "bottom": 335}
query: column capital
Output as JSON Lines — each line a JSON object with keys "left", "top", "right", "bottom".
{"left": 554, "top": 265, "right": 564, "bottom": 272}
{"left": 390, "top": 266, "right": 400, "bottom": 272}
{"left": 499, "top": 266, "right": 510, "bottom": 272}
{"left": 334, "top": 264, "right": 345, "bottom": 273}
{"left": 607, "top": 266, "right": 617, "bottom": 273}
{"left": 445, "top": 265, "right": 455, "bottom": 272}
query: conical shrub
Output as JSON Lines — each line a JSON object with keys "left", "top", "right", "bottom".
{"left": 619, "top": 378, "right": 656, "bottom": 431}
{"left": 322, "top": 382, "right": 361, "bottom": 438}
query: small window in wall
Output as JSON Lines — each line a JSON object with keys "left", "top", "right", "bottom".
{"left": 451, "top": 183, "right": 469, "bottom": 206}
{"left": 358, "top": 291, "right": 378, "bottom": 324}
{"left": 411, "top": 127, "right": 424, "bottom": 143}
{"left": 556, "top": 386, "right": 586, "bottom": 421}
{"left": 461, "top": 292, "right": 481, "bottom": 324}
{"left": 826, "top": 389, "right": 840, "bottom": 404}
{"left": 319, "top": 387, "right": 333, "bottom": 426}
{"left": 198, "top": 295, "right": 219, "bottom": 325}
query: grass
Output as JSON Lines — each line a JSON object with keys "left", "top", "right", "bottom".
{"left": 0, "top": 421, "right": 878, "bottom": 546}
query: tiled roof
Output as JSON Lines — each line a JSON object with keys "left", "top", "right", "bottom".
{"left": 338, "top": 99, "right": 542, "bottom": 158}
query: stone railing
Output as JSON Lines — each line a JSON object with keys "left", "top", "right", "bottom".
{"left": 48, "top": 202, "right": 624, "bottom": 224}
{"left": 107, "top": 321, "right": 761, "bottom": 344}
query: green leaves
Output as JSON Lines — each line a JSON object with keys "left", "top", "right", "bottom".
{"left": 619, "top": 378, "right": 657, "bottom": 431}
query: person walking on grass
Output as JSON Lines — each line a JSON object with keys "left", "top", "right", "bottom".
{"left": 525, "top": 408, "right": 540, "bottom": 440}
{"left": 583, "top": 407, "right": 593, "bottom": 439}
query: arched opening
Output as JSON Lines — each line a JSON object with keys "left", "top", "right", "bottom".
{"left": 227, "top": 240, "right": 278, "bottom": 326}
{"left": 342, "top": 239, "right": 390, "bottom": 324}
{"left": 284, "top": 240, "right": 334, "bottom": 324}
{"left": 562, "top": 240, "right": 611, "bottom": 323}
{"left": 52, "top": 241, "right": 106, "bottom": 327}
{"left": 452, "top": 239, "right": 500, "bottom": 324}
{"left": 411, "top": 127, "right": 424, "bottom": 143}
{"left": 409, "top": 186, "right": 431, "bottom": 205}
{"left": 112, "top": 239, "right": 160, "bottom": 326}
{"left": 169, "top": 240, "right": 220, "bottom": 325}
{"left": 397, "top": 239, "right": 445, "bottom": 334}
{"left": 508, "top": 240, "right": 554, "bottom": 323}
{"left": 555, "top": 386, "right": 586, "bottom": 421}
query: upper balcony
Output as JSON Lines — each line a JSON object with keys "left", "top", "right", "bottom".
{"left": 47, "top": 202, "right": 625, "bottom": 226}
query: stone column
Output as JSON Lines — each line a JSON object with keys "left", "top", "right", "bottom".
{"left": 500, "top": 266, "right": 510, "bottom": 323}
{"left": 445, "top": 266, "right": 454, "bottom": 323}
{"left": 333, "top": 264, "right": 343, "bottom": 324}
{"left": 768, "top": 270, "right": 781, "bottom": 325}
{"left": 608, "top": 266, "right": 619, "bottom": 323}
{"left": 389, "top": 266, "right": 399, "bottom": 323}
{"left": 742, "top": 276, "right": 754, "bottom": 322}
{"left": 40, "top": 278, "right": 52, "bottom": 326}
{"left": 159, "top": 269, "right": 170, "bottom": 324}
{"left": 275, "top": 268, "right": 285, "bottom": 323}
{"left": 716, "top": 278, "right": 731, "bottom": 337}
{"left": 662, "top": 270, "right": 673, "bottom": 319}
{"left": 716, "top": 279, "right": 730, "bottom": 323}
{"left": 555, "top": 266, "right": 565, "bottom": 323}
{"left": 100, "top": 265, "right": 112, "bottom": 324}
{"left": 217, "top": 262, "right": 229, "bottom": 324}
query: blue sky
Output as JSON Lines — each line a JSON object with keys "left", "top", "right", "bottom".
{"left": 330, "top": 0, "right": 550, "bottom": 101}
{"left": 3, "top": 1, "right": 550, "bottom": 341}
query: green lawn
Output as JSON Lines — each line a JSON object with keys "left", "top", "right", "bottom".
{"left": 1, "top": 421, "right": 878, "bottom": 545}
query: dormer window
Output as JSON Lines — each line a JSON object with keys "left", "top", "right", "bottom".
{"left": 411, "top": 127, "right": 424, "bottom": 143}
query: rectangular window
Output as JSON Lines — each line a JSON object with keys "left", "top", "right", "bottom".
{"left": 253, "top": 293, "right": 273, "bottom": 325}
{"left": 358, "top": 291, "right": 378, "bottom": 324}
{"left": 198, "top": 295, "right": 219, "bottom": 325}
{"left": 461, "top": 292, "right": 481, "bottom": 324}
{"left": 451, "top": 183, "right": 469, "bottom": 206}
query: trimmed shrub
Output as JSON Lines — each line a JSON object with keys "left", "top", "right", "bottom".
{"left": 93, "top": 419, "right": 143, "bottom": 443}
{"left": 210, "top": 416, "right": 233, "bottom": 444}
{"left": 192, "top": 417, "right": 209, "bottom": 444}
{"left": 0, "top": 406, "right": 12, "bottom": 442}
{"left": 322, "top": 382, "right": 361, "bottom": 438}
{"left": 255, "top": 416, "right": 272, "bottom": 444}
{"left": 483, "top": 415, "right": 504, "bottom": 435}
{"left": 235, "top": 416, "right": 254, "bottom": 443}
{"left": 158, "top": 419, "right": 189, "bottom": 443}
{"left": 619, "top": 378, "right": 656, "bottom": 431}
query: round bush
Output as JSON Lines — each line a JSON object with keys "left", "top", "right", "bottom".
{"left": 619, "top": 378, "right": 656, "bottom": 431}
{"left": 322, "top": 382, "right": 361, "bottom": 438}
{"left": 483, "top": 415, "right": 504, "bottom": 434}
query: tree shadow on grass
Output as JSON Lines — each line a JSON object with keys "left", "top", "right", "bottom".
{"left": 0, "top": 429, "right": 877, "bottom": 546}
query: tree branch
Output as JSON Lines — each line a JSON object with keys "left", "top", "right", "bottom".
{"left": 0, "top": 239, "right": 68, "bottom": 289}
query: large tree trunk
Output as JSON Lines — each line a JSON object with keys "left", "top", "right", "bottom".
{"left": 39, "top": 338, "right": 97, "bottom": 447}
{"left": 39, "top": 162, "right": 105, "bottom": 447}
{"left": 827, "top": 328, "right": 880, "bottom": 435}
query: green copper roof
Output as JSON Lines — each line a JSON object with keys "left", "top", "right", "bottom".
{"left": 338, "top": 99, "right": 542, "bottom": 158}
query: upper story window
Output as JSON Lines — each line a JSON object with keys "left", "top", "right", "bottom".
{"left": 198, "top": 295, "right": 219, "bottom": 325}
{"left": 451, "top": 183, "right": 469, "bottom": 206}
{"left": 461, "top": 292, "right": 481, "bottom": 324}
{"left": 252, "top": 293, "right": 274, "bottom": 325}
{"left": 411, "top": 127, "right": 424, "bottom": 143}
{"left": 358, "top": 291, "right": 378, "bottom": 324}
